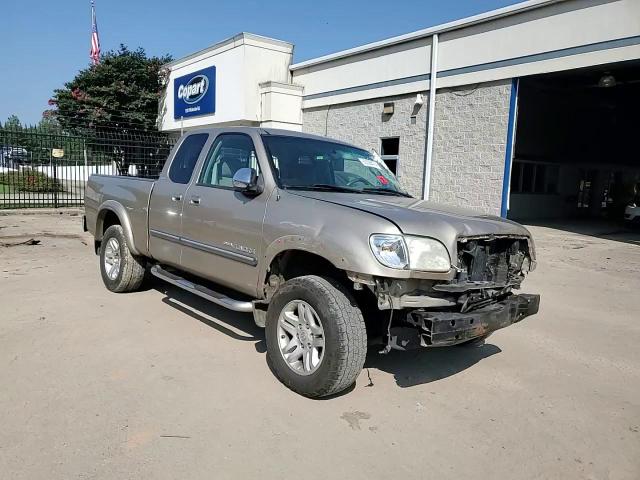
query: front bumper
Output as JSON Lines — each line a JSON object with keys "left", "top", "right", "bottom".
{"left": 401, "top": 293, "right": 540, "bottom": 347}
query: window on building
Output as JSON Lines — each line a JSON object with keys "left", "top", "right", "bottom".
{"left": 510, "top": 160, "right": 559, "bottom": 194}
{"left": 380, "top": 137, "right": 400, "bottom": 175}
{"left": 168, "top": 133, "right": 209, "bottom": 184}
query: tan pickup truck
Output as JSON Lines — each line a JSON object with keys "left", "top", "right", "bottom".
{"left": 84, "top": 127, "right": 539, "bottom": 397}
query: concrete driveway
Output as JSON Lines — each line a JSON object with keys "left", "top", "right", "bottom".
{"left": 1, "top": 212, "right": 639, "bottom": 479}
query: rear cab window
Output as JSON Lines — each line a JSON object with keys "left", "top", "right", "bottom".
{"left": 168, "top": 133, "right": 209, "bottom": 184}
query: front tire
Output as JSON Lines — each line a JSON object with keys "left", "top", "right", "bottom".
{"left": 265, "top": 276, "right": 367, "bottom": 398}
{"left": 99, "top": 225, "right": 146, "bottom": 293}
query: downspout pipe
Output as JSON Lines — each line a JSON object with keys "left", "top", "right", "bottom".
{"left": 423, "top": 33, "right": 439, "bottom": 200}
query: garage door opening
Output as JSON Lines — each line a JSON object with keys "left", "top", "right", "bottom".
{"left": 507, "top": 60, "right": 640, "bottom": 223}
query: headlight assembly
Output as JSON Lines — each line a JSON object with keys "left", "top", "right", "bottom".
{"left": 404, "top": 235, "right": 451, "bottom": 272}
{"left": 369, "top": 234, "right": 408, "bottom": 269}
{"left": 369, "top": 234, "right": 451, "bottom": 272}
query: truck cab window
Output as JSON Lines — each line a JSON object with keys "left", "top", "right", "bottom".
{"left": 168, "top": 133, "right": 208, "bottom": 184}
{"left": 198, "top": 134, "right": 260, "bottom": 188}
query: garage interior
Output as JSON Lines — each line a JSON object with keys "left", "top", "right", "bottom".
{"left": 508, "top": 60, "right": 640, "bottom": 222}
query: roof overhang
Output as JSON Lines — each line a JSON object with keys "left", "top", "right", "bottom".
{"left": 290, "top": 0, "right": 565, "bottom": 71}
{"left": 164, "top": 32, "right": 293, "bottom": 70}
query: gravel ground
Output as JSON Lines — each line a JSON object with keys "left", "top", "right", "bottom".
{"left": 1, "top": 212, "right": 639, "bottom": 479}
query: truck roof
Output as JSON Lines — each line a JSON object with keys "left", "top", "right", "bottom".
{"left": 178, "top": 126, "right": 362, "bottom": 150}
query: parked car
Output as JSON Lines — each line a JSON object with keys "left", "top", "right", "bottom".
{"left": 624, "top": 203, "right": 640, "bottom": 224}
{"left": 0, "top": 147, "right": 10, "bottom": 167}
{"left": 0, "top": 146, "right": 29, "bottom": 167}
{"left": 84, "top": 127, "right": 540, "bottom": 397}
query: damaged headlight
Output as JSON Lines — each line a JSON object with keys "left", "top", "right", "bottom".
{"left": 369, "top": 234, "right": 451, "bottom": 272}
{"left": 405, "top": 235, "right": 451, "bottom": 272}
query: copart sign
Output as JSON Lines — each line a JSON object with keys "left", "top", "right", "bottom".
{"left": 173, "top": 66, "right": 216, "bottom": 119}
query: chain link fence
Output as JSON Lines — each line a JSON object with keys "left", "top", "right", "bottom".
{"left": 0, "top": 126, "right": 175, "bottom": 209}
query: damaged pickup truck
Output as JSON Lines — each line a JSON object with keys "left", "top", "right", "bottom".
{"left": 84, "top": 127, "right": 539, "bottom": 398}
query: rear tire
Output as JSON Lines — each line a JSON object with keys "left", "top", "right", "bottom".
{"left": 265, "top": 275, "right": 367, "bottom": 398}
{"left": 99, "top": 225, "right": 146, "bottom": 293}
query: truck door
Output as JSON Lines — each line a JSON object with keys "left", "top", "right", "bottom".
{"left": 179, "top": 132, "right": 268, "bottom": 297}
{"left": 148, "top": 133, "right": 209, "bottom": 268}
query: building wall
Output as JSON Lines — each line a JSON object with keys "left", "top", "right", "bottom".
{"left": 429, "top": 79, "right": 511, "bottom": 215}
{"left": 302, "top": 93, "right": 428, "bottom": 197}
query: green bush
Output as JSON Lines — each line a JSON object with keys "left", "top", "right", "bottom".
{"left": 0, "top": 169, "right": 63, "bottom": 192}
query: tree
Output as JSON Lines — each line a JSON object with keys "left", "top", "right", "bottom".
{"left": 37, "top": 116, "right": 62, "bottom": 134}
{"left": 3, "top": 115, "right": 22, "bottom": 130}
{"left": 1, "top": 115, "right": 25, "bottom": 153}
{"left": 47, "top": 45, "right": 172, "bottom": 133}
{"left": 46, "top": 45, "right": 173, "bottom": 174}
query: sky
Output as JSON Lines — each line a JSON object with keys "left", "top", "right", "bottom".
{"left": 2, "top": 0, "right": 522, "bottom": 125}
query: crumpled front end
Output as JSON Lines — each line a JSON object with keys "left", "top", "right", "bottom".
{"left": 406, "top": 293, "right": 539, "bottom": 347}
{"left": 356, "top": 234, "right": 540, "bottom": 349}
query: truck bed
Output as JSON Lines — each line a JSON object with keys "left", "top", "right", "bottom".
{"left": 84, "top": 175, "right": 155, "bottom": 256}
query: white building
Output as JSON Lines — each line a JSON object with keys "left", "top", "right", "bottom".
{"left": 158, "top": 0, "right": 640, "bottom": 221}
{"left": 159, "top": 33, "right": 303, "bottom": 132}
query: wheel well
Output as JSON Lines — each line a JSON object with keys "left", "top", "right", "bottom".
{"left": 101, "top": 210, "right": 121, "bottom": 235}
{"left": 95, "top": 209, "right": 121, "bottom": 253}
{"left": 266, "top": 250, "right": 347, "bottom": 290}
{"left": 264, "top": 249, "right": 382, "bottom": 334}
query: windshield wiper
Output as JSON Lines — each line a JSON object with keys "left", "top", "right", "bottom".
{"left": 284, "top": 184, "right": 360, "bottom": 193}
{"left": 360, "top": 187, "right": 413, "bottom": 197}
{"left": 284, "top": 184, "right": 413, "bottom": 197}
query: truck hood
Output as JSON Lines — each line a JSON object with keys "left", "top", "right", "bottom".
{"left": 289, "top": 191, "right": 531, "bottom": 240}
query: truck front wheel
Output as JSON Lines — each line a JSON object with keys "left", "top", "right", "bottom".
{"left": 99, "top": 225, "right": 146, "bottom": 293}
{"left": 265, "top": 276, "right": 367, "bottom": 398}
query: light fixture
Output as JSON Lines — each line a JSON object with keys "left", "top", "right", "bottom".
{"left": 598, "top": 73, "right": 616, "bottom": 88}
{"left": 383, "top": 102, "right": 394, "bottom": 115}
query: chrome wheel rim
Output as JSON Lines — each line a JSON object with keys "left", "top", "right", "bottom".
{"left": 103, "top": 237, "right": 121, "bottom": 280}
{"left": 277, "top": 300, "right": 325, "bottom": 376}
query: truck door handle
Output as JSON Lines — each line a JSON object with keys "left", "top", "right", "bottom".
{"left": 171, "top": 195, "right": 182, "bottom": 202}
{"left": 189, "top": 196, "right": 201, "bottom": 205}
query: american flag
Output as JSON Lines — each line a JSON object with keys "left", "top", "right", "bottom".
{"left": 89, "top": 0, "right": 101, "bottom": 65}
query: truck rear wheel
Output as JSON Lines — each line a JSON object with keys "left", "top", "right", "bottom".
{"left": 99, "top": 225, "right": 146, "bottom": 293}
{"left": 265, "top": 275, "right": 367, "bottom": 398}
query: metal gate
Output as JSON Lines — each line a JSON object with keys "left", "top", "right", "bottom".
{"left": 0, "top": 126, "right": 175, "bottom": 209}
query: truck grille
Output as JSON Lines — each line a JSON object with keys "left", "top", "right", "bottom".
{"left": 457, "top": 237, "right": 528, "bottom": 284}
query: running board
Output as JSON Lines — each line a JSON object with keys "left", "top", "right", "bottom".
{"left": 150, "top": 265, "right": 254, "bottom": 313}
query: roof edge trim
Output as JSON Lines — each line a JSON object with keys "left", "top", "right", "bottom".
{"left": 290, "top": 0, "right": 564, "bottom": 71}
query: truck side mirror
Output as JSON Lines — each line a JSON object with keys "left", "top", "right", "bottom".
{"left": 232, "top": 167, "right": 260, "bottom": 194}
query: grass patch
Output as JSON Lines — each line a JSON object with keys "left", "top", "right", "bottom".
{"left": 0, "top": 169, "right": 63, "bottom": 193}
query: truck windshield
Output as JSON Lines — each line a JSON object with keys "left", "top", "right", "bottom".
{"left": 261, "top": 135, "right": 410, "bottom": 196}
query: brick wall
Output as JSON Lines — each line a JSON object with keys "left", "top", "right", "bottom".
{"left": 302, "top": 93, "right": 428, "bottom": 197}
{"left": 430, "top": 79, "right": 512, "bottom": 215}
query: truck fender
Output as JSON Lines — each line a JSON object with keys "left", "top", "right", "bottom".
{"left": 258, "top": 235, "right": 350, "bottom": 294}
{"left": 95, "top": 200, "right": 141, "bottom": 256}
